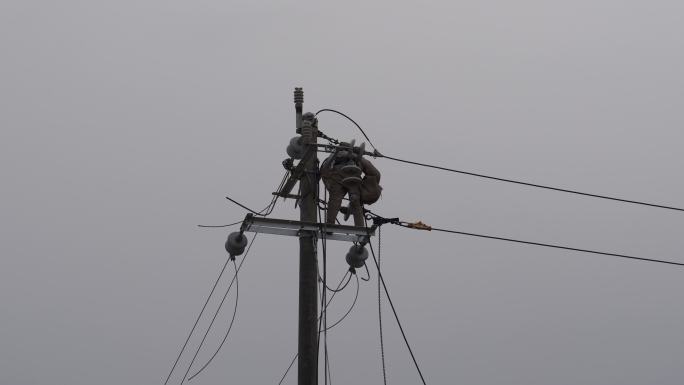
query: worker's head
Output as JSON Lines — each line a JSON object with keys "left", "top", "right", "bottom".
{"left": 336, "top": 141, "right": 354, "bottom": 161}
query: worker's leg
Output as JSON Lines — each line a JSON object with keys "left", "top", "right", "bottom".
{"left": 348, "top": 192, "right": 364, "bottom": 227}
{"left": 326, "top": 183, "right": 345, "bottom": 225}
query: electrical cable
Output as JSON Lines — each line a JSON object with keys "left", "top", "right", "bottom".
{"left": 317, "top": 189, "right": 350, "bottom": 293}
{"left": 326, "top": 344, "right": 333, "bottom": 385}
{"left": 179, "top": 232, "right": 258, "bottom": 384}
{"left": 316, "top": 107, "right": 684, "bottom": 213}
{"left": 187, "top": 258, "right": 240, "bottom": 381}
{"left": 225, "top": 171, "right": 289, "bottom": 217}
{"left": 225, "top": 194, "right": 278, "bottom": 217}
{"left": 169, "top": 172, "right": 284, "bottom": 383}
{"left": 316, "top": 179, "right": 330, "bottom": 385}
{"left": 380, "top": 155, "right": 684, "bottom": 213}
{"left": 315, "top": 109, "right": 377, "bottom": 150}
{"left": 179, "top": 258, "right": 239, "bottom": 384}
{"left": 321, "top": 272, "right": 353, "bottom": 293}
{"left": 368, "top": 238, "right": 428, "bottom": 385}
{"left": 323, "top": 225, "right": 329, "bottom": 385}
{"left": 321, "top": 273, "right": 360, "bottom": 332}
{"left": 197, "top": 220, "right": 242, "bottom": 228}
{"left": 361, "top": 262, "right": 371, "bottom": 281}
{"left": 403, "top": 224, "right": 684, "bottom": 267}
{"left": 162, "top": 257, "right": 232, "bottom": 385}
{"left": 274, "top": 267, "right": 352, "bottom": 384}
{"left": 277, "top": 353, "right": 298, "bottom": 385}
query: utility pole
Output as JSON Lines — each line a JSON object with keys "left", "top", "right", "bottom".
{"left": 170, "top": 88, "right": 376, "bottom": 385}
{"left": 294, "top": 87, "right": 319, "bottom": 385}
{"left": 228, "top": 89, "right": 373, "bottom": 383}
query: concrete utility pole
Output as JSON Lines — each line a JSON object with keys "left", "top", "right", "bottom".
{"left": 294, "top": 88, "right": 319, "bottom": 385}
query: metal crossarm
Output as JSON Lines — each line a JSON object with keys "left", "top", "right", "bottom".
{"left": 240, "top": 214, "right": 374, "bottom": 243}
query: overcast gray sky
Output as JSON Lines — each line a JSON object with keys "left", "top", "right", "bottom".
{"left": 2, "top": 1, "right": 684, "bottom": 384}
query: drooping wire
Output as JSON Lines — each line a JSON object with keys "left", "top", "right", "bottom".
{"left": 315, "top": 109, "right": 377, "bottom": 151}
{"left": 225, "top": 170, "right": 289, "bottom": 217}
{"left": 179, "top": 259, "right": 239, "bottom": 384}
{"left": 208, "top": 171, "right": 288, "bottom": 228}
{"left": 163, "top": 257, "right": 232, "bottom": 385}
{"left": 361, "top": 262, "right": 371, "bottom": 281}
{"left": 377, "top": 227, "right": 387, "bottom": 385}
{"left": 368, "top": 237, "right": 428, "bottom": 385}
{"left": 179, "top": 232, "right": 258, "bottom": 384}
{"left": 321, "top": 272, "right": 353, "bottom": 293}
{"left": 321, "top": 273, "right": 360, "bottom": 332}
{"left": 197, "top": 220, "right": 242, "bottom": 228}
{"left": 402, "top": 224, "right": 684, "bottom": 267}
{"left": 381, "top": 155, "right": 684, "bottom": 213}
{"left": 187, "top": 258, "right": 240, "bottom": 381}
{"left": 276, "top": 270, "right": 352, "bottom": 385}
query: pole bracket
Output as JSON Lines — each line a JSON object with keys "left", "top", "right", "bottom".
{"left": 239, "top": 214, "right": 374, "bottom": 243}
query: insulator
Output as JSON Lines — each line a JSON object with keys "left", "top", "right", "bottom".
{"left": 286, "top": 136, "right": 305, "bottom": 159}
{"left": 225, "top": 232, "right": 248, "bottom": 257}
{"left": 294, "top": 88, "right": 303, "bottom": 104}
{"left": 346, "top": 244, "right": 368, "bottom": 269}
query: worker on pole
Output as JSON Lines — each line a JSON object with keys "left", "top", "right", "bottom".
{"left": 320, "top": 140, "right": 382, "bottom": 227}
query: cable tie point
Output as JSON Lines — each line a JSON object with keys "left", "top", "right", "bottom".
{"left": 407, "top": 221, "right": 432, "bottom": 231}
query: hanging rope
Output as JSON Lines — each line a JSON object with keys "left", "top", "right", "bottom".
{"left": 368, "top": 235, "right": 428, "bottom": 385}
{"left": 378, "top": 227, "right": 388, "bottom": 385}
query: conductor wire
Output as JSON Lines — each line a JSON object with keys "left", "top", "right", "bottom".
{"left": 316, "top": 107, "right": 684, "bottom": 213}
{"left": 179, "top": 232, "right": 258, "bottom": 383}
{"left": 410, "top": 225, "right": 684, "bottom": 267}
{"left": 315, "top": 108, "right": 377, "bottom": 150}
{"left": 368, "top": 237, "right": 428, "bottom": 385}
{"left": 186, "top": 258, "right": 240, "bottom": 381}
{"left": 381, "top": 155, "right": 684, "bottom": 213}
{"left": 163, "top": 257, "right": 231, "bottom": 385}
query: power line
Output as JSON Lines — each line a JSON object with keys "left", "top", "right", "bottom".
{"left": 315, "top": 107, "right": 684, "bottom": 213}
{"left": 315, "top": 109, "right": 377, "bottom": 150}
{"left": 277, "top": 353, "right": 298, "bottom": 385}
{"left": 180, "top": 232, "right": 258, "bottom": 383}
{"left": 322, "top": 273, "right": 360, "bottom": 332}
{"left": 403, "top": 224, "right": 684, "bottom": 267}
{"left": 381, "top": 155, "right": 684, "bottom": 213}
{"left": 321, "top": 272, "right": 353, "bottom": 293}
{"left": 197, "top": 220, "right": 242, "bottom": 228}
{"left": 367, "top": 239, "right": 428, "bottom": 385}
{"left": 187, "top": 258, "right": 240, "bottom": 381}
{"left": 224, "top": 195, "right": 275, "bottom": 216}
{"left": 276, "top": 270, "right": 353, "bottom": 385}
{"left": 163, "top": 256, "right": 232, "bottom": 385}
